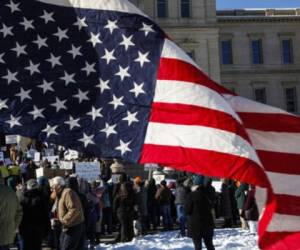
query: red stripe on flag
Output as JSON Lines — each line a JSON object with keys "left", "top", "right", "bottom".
{"left": 257, "top": 150, "right": 300, "bottom": 175}
{"left": 158, "top": 58, "right": 233, "bottom": 95}
{"left": 276, "top": 194, "right": 300, "bottom": 216}
{"left": 238, "top": 113, "right": 300, "bottom": 132}
{"left": 140, "top": 144, "right": 269, "bottom": 187}
{"left": 259, "top": 231, "right": 300, "bottom": 250}
{"left": 150, "top": 102, "right": 251, "bottom": 142}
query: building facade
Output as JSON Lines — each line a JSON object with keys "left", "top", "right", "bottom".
{"left": 129, "top": 0, "right": 300, "bottom": 114}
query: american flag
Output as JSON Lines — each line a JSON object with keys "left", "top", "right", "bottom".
{"left": 0, "top": 0, "right": 299, "bottom": 249}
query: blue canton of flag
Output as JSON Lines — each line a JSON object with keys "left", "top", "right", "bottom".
{"left": 0, "top": 0, "right": 165, "bottom": 162}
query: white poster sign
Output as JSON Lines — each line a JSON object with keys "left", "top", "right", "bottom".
{"left": 144, "top": 163, "right": 159, "bottom": 171}
{"left": 42, "top": 155, "right": 59, "bottom": 164}
{"left": 34, "top": 152, "right": 41, "bottom": 162}
{"left": 5, "top": 135, "right": 20, "bottom": 144}
{"left": 4, "top": 158, "right": 12, "bottom": 166}
{"left": 153, "top": 174, "right": 165, "bottom": 184}
{"left": 0, "top": 152, "right": 4, "bottom": 162}
{"left": 64, "top": 149, "right": 79, "bottom": 160}
{"left": 26, "top": 149, "right": 36, "bottom": 159}
{"left": 60, "top": 161, "right": 73, "bottom": 170}
{"left": 44, "top": 148, "right": 54, "bottom": 156}
{"left": 75, "top": 162, "right": 101, "bottom": 181}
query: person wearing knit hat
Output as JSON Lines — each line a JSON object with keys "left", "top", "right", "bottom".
{"left": 26, "top": 179, "right": 39, "bottom": 190}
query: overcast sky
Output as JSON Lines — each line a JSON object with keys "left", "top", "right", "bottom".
{"left": 217, "top": 0, "right": 300, "bottom": 10}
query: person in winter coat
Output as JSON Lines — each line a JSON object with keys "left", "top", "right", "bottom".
{"left": 50, "top": 176, "right": 85, "bottom": 250}
{"left": 220, "top": 179, "right": 233, "bottom": 227}
{"left": 203, "top": 178, "right": 217, "bottom": 220}
{"left": 185, "top": 175, "right": 215, "bottom": 250}
{"left": 146, "top": 178, "right": 158, "bottom": 230}
{"left": 113, "top": 174, "right": 134, "bottom": 242}
{"left": 235, "top": 182, "right": 249, "bottom": 230}
{"left": 19, "top": 179, "right": 51, "bottom": 250}
{"left": 0, "top": 174, "right": 23, "bottom": 250}
{"left": 242, "top": 185, "right": 259, "bottom": 234}
{"left": 133, "top": 177, "right": 148, "bottom": 235}
{"left": 155, "top": 180, "right": 173, "bottom": 231}
{"left": 175, "top": 179, "right": 187, "bottom": 237}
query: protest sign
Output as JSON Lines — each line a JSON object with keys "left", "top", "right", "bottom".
{"left": 34, "top": 152, "right": 41, "bottom": 162}
{"left": 44, "top": 148, "right": 54, "bottom": 156}
{"left": 75, "top": 162, "right": 101, "bottom": 181}
{"left": 144, "top": 163, "right": 159, "bottom": 171}
{"left": 60, "top": 161, "right": 73, "bottom": 170}
{"left": 42, "top": 155, "right": 59, "bottom": 164}
{"left": 5, "top": 135, "right": 20, "bottom": 144}
{"left": 64, "top": 149, "right": 79, "bottom": 160}
{"left": 4, "top": 158, "right": 12, "bottom": 166}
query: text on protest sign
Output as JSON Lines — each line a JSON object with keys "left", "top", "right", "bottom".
{"left": 75, "top": 162, "right": 101, "bottom": 181}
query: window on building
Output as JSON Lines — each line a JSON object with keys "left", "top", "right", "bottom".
{"left": 254, "top": 87, "right": 267, "bottom": 104}
{"left": 251, "top": 39, "right": 263, "bottom": 64}
{"left": 282, "top": 39, "right": 294, "bottom": 64}
{"left": 221, "top": 40, "right": 233, "bottom": 65}
{"left": 285, "top": 87, "right": 297, "bottom": 113}
{"left": 157, "top": 0, "right": 168, "bottom": 18}
{"left": 181, "top": 0, "right": 191, "bottom": 18}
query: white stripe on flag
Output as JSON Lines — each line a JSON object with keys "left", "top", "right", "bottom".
{"left": 144, "top": 122, "right": 261, "bottom": 165}
{"left": 267, "top": 214, "right": 300, "bottom": 232}
{"left": 155, "top": 80, "right": 242, "bottom": 123}
{"left": 247, "top": 129, "right": 300, "bottom": 154}
{"left": 36, "top": 0, "right": 146, "bottom": 16}
{"left": 161, "top": 39, "right": 200, "bottom": 69}
{"left": 223, "top": 94, "right": 293, "bottom": 115}
{"left": 267, "top": 171, "right": 300, "bottom": 197}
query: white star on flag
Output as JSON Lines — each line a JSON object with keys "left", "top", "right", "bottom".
{"left": 79, "top": 133, "right": 95, "bottom": 147}
{"left": 109, "top": 95, "right": 124, "bottom": 110}
{"left": 65, "top": 116, "right": 80, "bottom": 130}
{"left": 68, "top": 45, "right": 82, "bottom": 59}
{"left": 101, "top": 49, "right": 116, "bottom": 64}
{"left": 119, "top": 34, "right": 135, "bottom": 51}
{"left": 42, "top": 124, "right": 58, "bottom": 137}
{"left": 140, "top": 23, "right": 155, "bottom": 36}
{"left": 46, "top": 53, "right": 62, "bottom": 68}
{"left": 101, "top": 123, "right": 117, "bottom": 138}
{"left": 40, "top": 10, "right": 55, "bottom": 24}
{"left": 96, "top": 78, "right": 110, "bottom": 93}
{"left": 6, "top": 0, "right": 20, "bottom": 13}
{"left": 122, "top": 111, "right": 139, "bottom": 126}
{"left": 0, "top": 53, "right": 5, "bottom": 64}
{"left": 104, "top": 19, "right": 118, "bottom": 34}
{"left": 0, "top": 24, "right": 13, "bottom": 38}
{"left": 2, "top": 70, "right": 18, "bottom": 84}
{"left": 33, "top": 35, "right": 48, "bottom": 49}
{"left": 25, "top": 60, "right": 40, "bottom": 75}
{"left": 134, "top": 51, "right": 150, "bottom": 67}
{"left": 81, "top": 62, "right": 96, "bottom": 76}
{"left": 29, "top": 106, "right": 45, "bottom": 120}
{"left": 11, "top": 42, "right": 27, "bottom": 57}
{"left": 6, "top": 115, "right": 21, "bottom": 128}
{"left": 0, "top": 99, "right": 8, "bottom": 110}
{"left": 115, "top": 140, "right": 132, "bottom": 155}
{"left": 38, "top": 80, "right": 54, "bottom": 94}
{"left": 73, "top": 16, "right": 88, "bottom": 30}
{"left": 51, "top": 97, "right": 67, "bottom": 112}
{"left": 60, "top": 71, "right": 76, "bottom": 85}
{"left": 88, "top": 32, "right": 102, "bottom": 47}
{"left": 115, "top": 66, "right": 131, "bottom": 81}
{"left": 16, "top": 87, "right": 31, "bottom": 102}
{"left": 53, "top": 27, "right": 69, "bottom": 41}
{"left": 87, "top": 107, "right": 103, "bottom": 121}
{"left": 20, "top": 17, "right": 34, "bottom": 31}
{"left": 130, "top": 82, "right": 145, "bottom": 97}
{"left": 73, "top": 89, "right": 89, "bottom": 103}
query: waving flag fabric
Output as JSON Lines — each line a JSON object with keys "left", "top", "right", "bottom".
{"left": 0, "top": 0, "right": 299, "bottom": 249}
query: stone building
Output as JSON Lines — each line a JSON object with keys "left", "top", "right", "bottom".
{"left": 129, "top": 0, "right": 300, "bottom": 114}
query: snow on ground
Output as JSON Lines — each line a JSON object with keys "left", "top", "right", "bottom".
{"left": 96, "top": 228, "right": 259, "bottom": 250}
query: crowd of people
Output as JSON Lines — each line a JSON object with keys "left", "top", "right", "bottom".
{"left": 0, "top": 147, "right": 259, "bottom": 250}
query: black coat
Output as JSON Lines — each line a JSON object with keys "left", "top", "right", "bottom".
{"left": 19, "top": 188, "right": 51, "bottom": 238}
{"left": 185, "top": 187, "right": 214, "bottom": 239}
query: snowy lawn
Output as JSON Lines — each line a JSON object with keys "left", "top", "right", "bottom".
{"left": 97, "top": 228, "right": 259, "bottom": 250}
